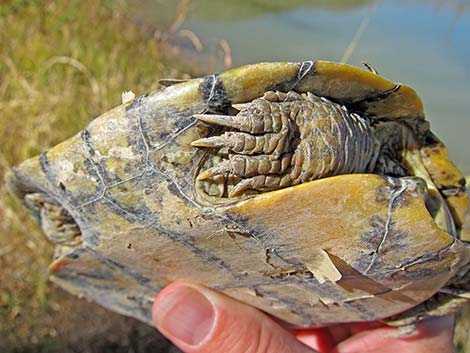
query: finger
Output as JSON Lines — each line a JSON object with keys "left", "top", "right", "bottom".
{"left": 152, "top": 281, "right": 317, "bottom": 353}
{"left": 293, "top": 328, "right": 335, "bottom": 353}
{"left": 331, "top": 316, "right": 455, "bottom": 353}
{"left": 292, "top": 322, "right": 382, "bottom": 352}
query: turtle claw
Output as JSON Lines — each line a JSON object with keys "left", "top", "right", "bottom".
{"left": 194, "top": 112, "right": 265, "bottom": 134}
{"left": 197, "top": 162, "right": 231, "bottom": 180}
{"left": 232, "top": 103, "right": 250, "bottom": 111}
{"left": 191, "top": 135, "right": 230, "bottom": 148}
{"left": 229, "top": 174, "right": 289, "bottom": 197}
{"left": 229, "top": 178, "right": 252, "bottom": 197}
{"left": 194, "top": 114, "right": 243, "bottom": 130}
{"left": 192, "top": 132, "right": 253, "bottom": 153}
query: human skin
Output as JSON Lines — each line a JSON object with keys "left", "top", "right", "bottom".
{"left": 152, "top": 281, "right": 455, "bottom": 353}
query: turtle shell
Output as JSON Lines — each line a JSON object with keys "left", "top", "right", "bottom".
{"left": 6, "top": 61, "right": 470, "bottom": 327}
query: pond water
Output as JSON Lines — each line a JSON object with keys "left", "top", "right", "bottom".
{"left": 133, "top": 0, "right": 470, "bottom": 175}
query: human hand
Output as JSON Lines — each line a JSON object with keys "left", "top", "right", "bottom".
{"left": 152, "top": 281, "right": 455, "bottom": 353}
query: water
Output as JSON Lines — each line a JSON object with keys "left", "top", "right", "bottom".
{"left": 133, "top": 0, "right": 470, "bottom": 175}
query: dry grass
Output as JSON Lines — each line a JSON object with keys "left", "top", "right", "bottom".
{"left": 0, "top": 1, "right": 186, "bottom": 351}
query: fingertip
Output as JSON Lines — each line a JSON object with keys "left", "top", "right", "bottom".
{"left": 152, "top": 280, "right": 185, "bottom": 326}
{"left": 294, "top": 328, "right": 334, "bottom": 353}
{"left": 152, "top": 282, "right": 216, "bottom": 348}
{"left": 152, "top": 281, "right": 186, "bottom": 311}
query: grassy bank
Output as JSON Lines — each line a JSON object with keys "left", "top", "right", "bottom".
{"left": 0, "top": 1, "right": 185, "bottom": 351}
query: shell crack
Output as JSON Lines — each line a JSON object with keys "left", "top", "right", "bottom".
{"left": 364, "top": 180, "right": 408, "bottom": 274}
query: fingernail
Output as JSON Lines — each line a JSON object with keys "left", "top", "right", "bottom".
{"left": 419, "top": 315, "right": 454, "bottom": 334}
{"left": 153, "top": 284, "right": 215, "bottom": 346}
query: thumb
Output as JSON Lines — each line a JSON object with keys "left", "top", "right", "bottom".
{"left": 152, "top": 281, "right": 316, "bottom": 353}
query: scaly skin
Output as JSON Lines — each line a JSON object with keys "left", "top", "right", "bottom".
{"left": 193, "top": 91, "right": 378, "bottom": 197}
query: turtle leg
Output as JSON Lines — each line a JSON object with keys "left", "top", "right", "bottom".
{"left": 198, "top": 154, "right": 292, "bottom": 180}
{"left": 192, "top": 94, "right": 301, "bottom": 197}
{"left": 196, "top": 154, "right": 294, "bottom": 197}
{"left": 230, "top": 174, "right": 294, "bottom": 197}
{"left": 228, "top": 151, "right": 305, "bottom": 197}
